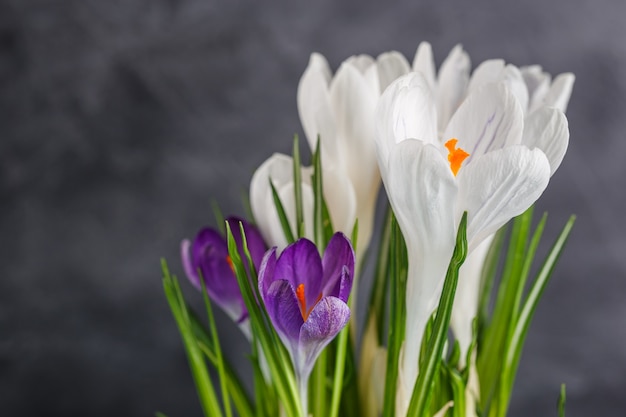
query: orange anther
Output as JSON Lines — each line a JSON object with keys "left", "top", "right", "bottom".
{"left": 445, "top": 138, "right": 470, "bottom": 176}
{"left": 296, "top": 284, "right": 307, "bottom": 320}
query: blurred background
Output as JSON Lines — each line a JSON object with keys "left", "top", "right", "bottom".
{"left": 1, "top": 0, "right": 625, "bottom": 416}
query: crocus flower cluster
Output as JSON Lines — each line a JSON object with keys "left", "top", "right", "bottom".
{"left": 168, "top": 41, "right": 575, "bottom": 417}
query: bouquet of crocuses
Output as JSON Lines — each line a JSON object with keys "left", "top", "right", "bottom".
{"left": 160, "top": 42, "right": 576, "bottom": 417}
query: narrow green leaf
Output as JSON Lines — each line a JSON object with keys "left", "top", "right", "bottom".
{"left": 329, "top": 327, "right": 350, "bottom": 417}
{"left": 351, "top": 219, "right": 359, "bottom": 255}
{"left": 312, "top": 136, "right": 324, "bottom": 249}
{"left": 478, "top": 207, "right": 534, "bottom": 406}
{"left": 269, "top": 180, "right": 296, "bottom": 244}
{"left": 311, "top": 348, "right": 328, "bottom": 417}
{"left": 448, "top": 367, "right": 467, "bottom": 417}
{"left": 496, "top": 216, "right": 575, "bottom": 416}
{"left": 477, "top": 226, "right": 507, "bottom": 336}
{"left": 292, "top": 134, "right": 305, "bottom": 238}
{"left": 186, "top": 309, "right": 254, "bottom": 417}
{"left": 382, "top": 216, "right": 408, "bottom": 417}
{"left": 162, "top": 261, "right": 223, "bottom": 417}
{"left": 370, "top": 206, "right": 392, "bottom": 343}
{"left": 155, "top": 412, "right": 169, "bottom": 417}
{"left": 407, "top": 212, "right": 468, "bottom": 417}
{"left": 226, "top": 223, "right": 302, "bottom": 417}
{"left": 241, "top": 189, "right": 255, "bottom": 225}
{"left": 212, "top": 200, "right": 226, "bottom": 235}
{"left": 558, "top": 384, "right": 566, "bottom": 417}
{"left": 199, "top": 273, "right": 233, "bottom": 417}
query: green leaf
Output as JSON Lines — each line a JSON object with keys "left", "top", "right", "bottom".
{"left": 312, "top": 136, "right": 325, "bottom": 249}
{"left": 188, "top": 311, "right": 255, "bottom": 417}
{"left": 478, "top": 207, "right": 534, "bottom": 407}
{"left": 269, "top": 179, "right": 296, "bottom": 244}
{"left": 477, "top": 226, "right": 507, "bottom": 337}
{"left": 162, "top": 260, "right": 223, "bottom": 417}
{"left": 311, "top": 135, "right": 335, "bottom": 249}
{"left": 406, "top": 212, "right": 468, "bottom": 417}
{"left": 292, "top": 134, "right": 305, "bottom": 238}
{"left": 226, "top": 223, "right": 302, "bottom": 417}
{"left": 199, "top": 272, "right": 233, "bottom": 417}
{"left": 495, "top": 215, "right": 575, "bottom": 416}
{"left": 241, "top": 189, "right": 255, "bottom": 225}
{"left": 558, "top": 384, "right": 566, "bottom": 417}
{"left": 382, "top": 216, "right": 408, "bottom": 417}
{"left": 448, "top": 367, "right": 467, "bottom": 417}
{"left": 329, "top": 326, "right": 350, "bottom": 417}
{"left": 212, "top": 200, "right": 226, "bottom": 235}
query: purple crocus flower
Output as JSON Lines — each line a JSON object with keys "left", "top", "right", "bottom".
{"left": 258, "top": 232, "right": 354, "bottom": 412}
{"left": 181, "top": 217, "right": 266, "bottom": 325}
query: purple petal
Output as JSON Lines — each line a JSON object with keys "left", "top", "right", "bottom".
{"left": 258, "top": 247, "right": 278, "bottom": 296}
{"left": 275, "top": 239, "right": 323, "bottom": 311}
{"left": 265, "top": 280, "right": 304, "bottom": 346}
{"left": 336, "top": 266, "right": 353, "bottom": 303}
{"left": 321, "top": 233, "right": 355, "bottom": 301}
{"left": 194, "top": 229, "right": 238, "bottom": 298}
{"left": 181, "top": 227, "right": 248, "bottom": 323}
{"left": 226, "top": 217, "right": 267, "bottom": 271}
{"left": 181, "top": 239, "right": 199, "bottom": 288}
{"left": 297, "top": 296, "right": 351, "bottom": 377}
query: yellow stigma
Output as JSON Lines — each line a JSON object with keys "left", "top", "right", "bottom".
{"left": 445, "top": 138, "right": 469, "bottom": 176}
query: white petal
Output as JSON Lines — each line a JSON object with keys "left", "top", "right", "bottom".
{"left": 375, "top": 50, "right": 411, "bottom": 93}
{"left": 330, "top": 62, "right": 379, "bottom": 164}
{"left": 521, "top": 65, "right": 551, "bottom": 112}
{"left": 321, "top": 165, "right": 358, "bottom": 238}
{"left": 501, "top": 64, "right": 530, "bottom": 113}
{"left": 363, "top": 64, "right": 381, "bottom": 95}
{"left": 523, "top": 107, "right": 569, "bottom": 175}
{"left": 375, "top": 72, "right": 438, "bottom": 174}
{"left": 330, "top": 64, "right": 378, "bottom": 198}
{"left": 297, "top": 53, "right": 338, "bottom": 158}
{"left": 444, "top": 83, "right": 524, "bottom": 164}
{"left": 437, "top": 44, "right": 471, "bottom": 133}
{"left": 387, "top": 140, "right": 458, "bottom": 393}
{"left": 544, "top": 72, "right": 575, "bottom": 113}
{"left": 345, "top": 54, "right": 375, "bottom": 73}
{"left": 467, "top": 59, "right": 505, "bottom": 93}
{"left": 412, "top": 41, "right": 436, "bottom": 92}
{"left": 457, "top": 146, "right": 551, "bottom": 251}
{"left": 468, "top": 61, "right": 529, "bottom": 114}
{"left": 250, "top": 154, "right": 314, "bottom": 250}
{"left": 387, "top": 140, "right": 457, "bottom": 257}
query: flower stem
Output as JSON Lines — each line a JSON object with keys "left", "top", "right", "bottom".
{"left": 298, "top": 373, "right": 309, "bottom": 417}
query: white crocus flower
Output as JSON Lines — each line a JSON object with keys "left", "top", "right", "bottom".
{"left": 376, "top": 72, "right": 557, "bottom": 416}
{"left": 297, "top": 51, "right": 409, "bottom": 258}
{"left": 249, "top": 153, "right": 357, "bottom": 251}
{"left": 408, "top": 42, "right": 574, "bottom": 367}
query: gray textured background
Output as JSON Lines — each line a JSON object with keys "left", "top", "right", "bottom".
{"left": 1, "top": 0, "right": 625, "bottom": 416}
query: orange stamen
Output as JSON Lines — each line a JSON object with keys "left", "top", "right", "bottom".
{"left": 226, "top": 256, "right": 235, "bottom": 273}
{"left": 296, "top": 284, "right": 307, "bottom": 319}
{"left": 295, "top": 283, "right": 323, "bottom": 321}
{"left": 445, "top": 138, "right": 470, "bottom": 176}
